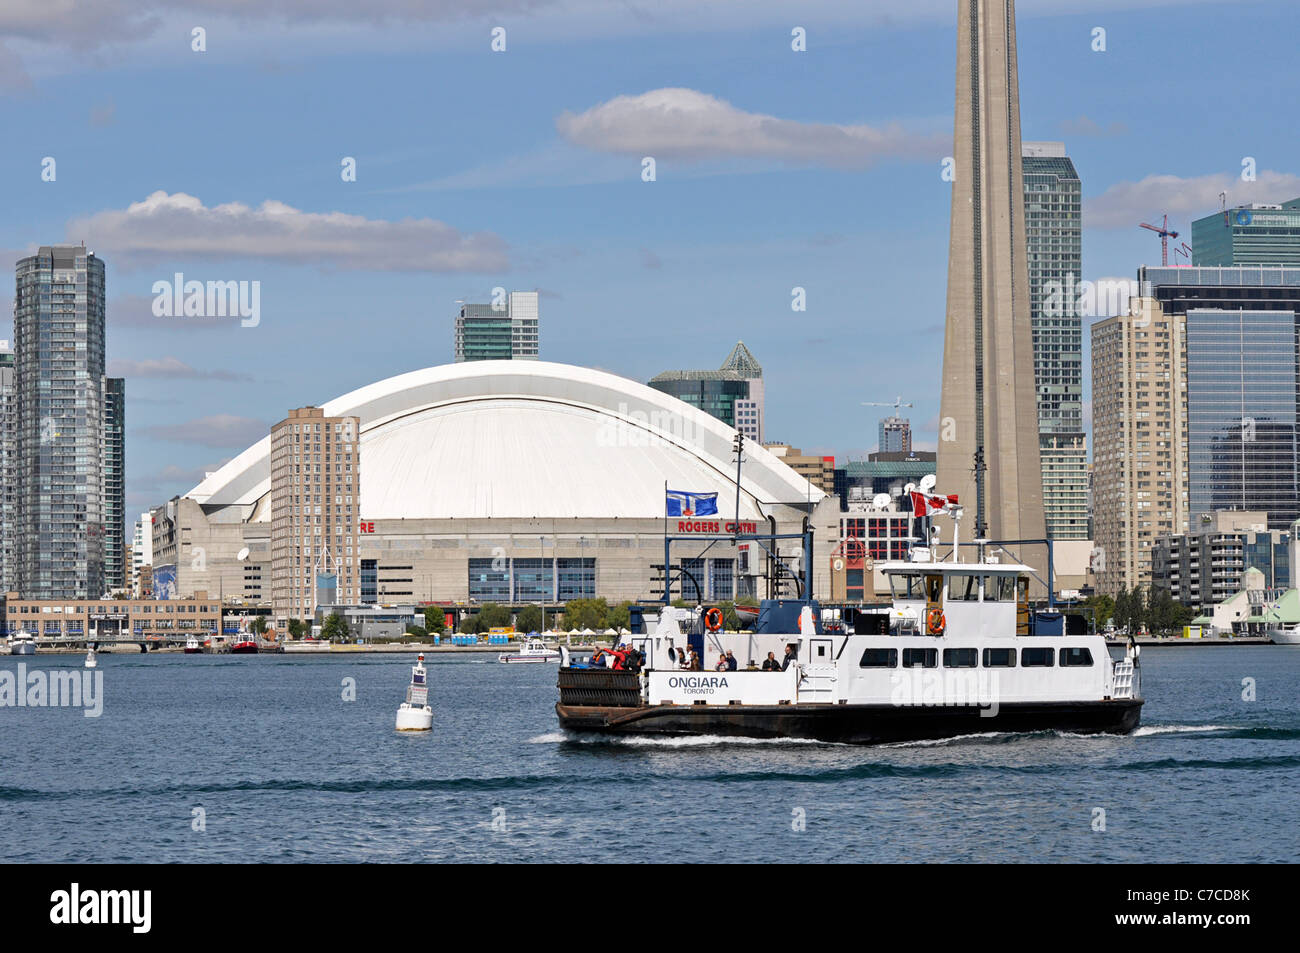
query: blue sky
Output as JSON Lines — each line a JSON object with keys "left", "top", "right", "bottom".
{"left": 2, "top": 0, "right": 1297, "bottom": 515}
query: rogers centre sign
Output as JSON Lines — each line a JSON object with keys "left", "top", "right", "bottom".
{"left": 676, "top": 520, "right": 758, "bottom": 534}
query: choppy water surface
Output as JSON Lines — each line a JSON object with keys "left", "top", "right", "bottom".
{"left": 2, "top": 647, "right": 1297, "bottom": 862}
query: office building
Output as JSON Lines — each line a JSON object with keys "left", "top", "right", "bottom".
{"left": 878, "top": 416, "right": 911, "bottom": 454}
{"left": 649, "top": 342, "right": 764, "bottom": 441}
{"left": 1091, "top": 265, "right": 1300, "bottom": 592}
{"left": 1152, "top": 511, "right": 1291, "bottom": 610}
{"left": 103, "top": 376, "right": 126, "bottom": 593}
{"left": 937, "top": 0, "right": 1046, "bottom": 542}
{"left": 763, "top": 444, "right": 835, "bottom": 494}
{"left": 835, "top": 451, "right": 937, "bottom": 511}
{"left": 13, "top": 245, "right": 107, "bottom": 599}
{"left": 1191, "top": 199, "right": 1300, "bottom": 266}
{"left": 454, "top": 290, "right": 539, "bottom": 362}
{"left": 2, "top": 590, "right": 220, "bottom": 641}
{"left": 1023, "top": 141, "right": 1088, "bottom": 539}
{"left": 0, "top": 340, "right": 14, "bottom": 595}
{"left": 270, "top": 407, "right": 362, "bottom": 623}
{"left": 131, "top": 512, "right": 153, "bottom": 597}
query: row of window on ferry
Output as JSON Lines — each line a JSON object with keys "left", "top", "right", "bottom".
{"left": 890, "top": 574, "right": 1023, "bottom": 602}
{"left": 860, "top": 647, "right": 1094, "bottom": 669}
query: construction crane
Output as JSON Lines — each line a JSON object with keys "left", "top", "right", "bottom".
{"left": 1173, "top": 241, "right": 1193, "bottom": 265}
{"left": 1139, "top": 215, "right": 1180, "bottom": 266}
{"left": 862, "top": 396, "right": 913, "bottom": 411}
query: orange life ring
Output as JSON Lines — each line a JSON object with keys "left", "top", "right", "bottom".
{"left": 704, "top": 607, "right": 724, "bottom": 632}
{"left": 926, "top": 608, "right": 947, "bottom": 636}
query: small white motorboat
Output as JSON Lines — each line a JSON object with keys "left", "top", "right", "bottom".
{"left": 9, "top": 630, "right": 36, "bottom": 656}
{"left": 498, "top": 636, "right": 561, "bottom": 664}
{"left": 85, "top": 647, "right": 97, "bottom": 669}
{"left": 395, "top": 653, "right": 433, "bottom": 731}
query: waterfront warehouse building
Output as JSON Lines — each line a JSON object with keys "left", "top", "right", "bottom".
{"left": 150, "top": 361, "right": 836, "bottom": 625}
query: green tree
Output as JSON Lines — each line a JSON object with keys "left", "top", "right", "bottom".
{"left": 250, "top": 615, "right": 268, "bottom": 636}
{"left": 514, "top": 605, "right": 544, "bottom": 634}
{"left": 405, "top": 624, "right": 428, "bottom": 639}
{"left": 607, "top": 600, "right": 633, "bottom": 633}
{"left": 320, "top": 612, "right": 350, "bottom": 643}
{"left": 561, "top": 598, "right": 610, "bottom": 632}
{"left": 1083, "top": 593, "right": 1115, "bottom": 630}
{"left": 423, "top": 606, "right": 447, "bottom": 633}
{"left": 457, "top": 615, "right": 477, "bottom": 634}
{"left": 288, "top": 618, "right": 307, "bottom": 639}
{"left": 1130, "top": 586, "right": 1149, "bottom": 634}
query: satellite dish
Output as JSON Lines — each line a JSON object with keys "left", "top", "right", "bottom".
{"left": 920, "top": 474, "right": 937, "bottom": 492}
{"left": 236, "top": 547, "right": 250, "bottom": 561}
{"left": 903, "top": 483, "right": 916, "bottom": 496}
{"left": 872, "top": 493, "right": 892, "bottom": 511}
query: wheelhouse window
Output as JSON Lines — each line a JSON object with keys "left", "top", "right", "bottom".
{"left": 902, "top": 647, "right": 937, "bottom": 668}
{"left": 942, "top": 648, "right": 978, "bottom": 668}
{"left": 983, "top": 575, "right": 1018, "bottom": 601}
{"left": 1059, "top": 647, "right": 1094, "bottom": 667}
{"left": 888, "top": 574, "right": 923, "bottom": 601}
{"left": 1021, "top": 647, "right": 1054, "bottom": 667}
{"left": 982, "top": 648, "right": 1016, "bottom": 668}
{"left": 859, "top": 648, "right": 898, "bottom": 668}
{"left": 951, "top": 574, "right": 980, "bottom": 601}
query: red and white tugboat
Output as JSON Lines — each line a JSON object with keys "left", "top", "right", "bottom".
{"left": 556, "top": 498, "right": 1142, "bottom": 744}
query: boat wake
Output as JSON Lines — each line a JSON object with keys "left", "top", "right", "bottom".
{"left": 529, "top": 731, "right": 836, "bottom": 748}
{"left": 1132, "top": 724, "right": 1237, "bottom": 737}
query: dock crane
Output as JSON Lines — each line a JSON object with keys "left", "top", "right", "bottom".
{"left": 1139, "top": 215, "right": 1180, "bottom": 266}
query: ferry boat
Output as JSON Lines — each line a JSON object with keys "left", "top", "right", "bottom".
{"left": 395, "top": 654, "right": 433, "bottom": 731}
{"left": 229, "top": 638, "right": 259, "bottom": 655}
{"left": 8, "top": 631, "right": 36, "bottom": 656}
{"left": 556, "top": 510, "right": 1142, "bottom": 745}
{"left": 184, "top": 636, "right": 203, "bottom": 654}
{"left": 498, "top": 637, "right": 561, "bottom": 664}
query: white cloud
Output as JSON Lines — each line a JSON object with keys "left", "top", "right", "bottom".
{"left": 108, "top": 356, "right": 251, "bottom": 381}
{"left": 69, "top": 191, "right": 508, "bottom": 272}
{"left": 556, "top": 88, "right": 947, "bottom": 169}
{"left": 1086, "top": 170, "right": 1300, "bottom": 229}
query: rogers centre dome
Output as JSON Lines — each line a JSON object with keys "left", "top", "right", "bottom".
{"left": 154, "top": 360, "right": 837, "bottom": 619}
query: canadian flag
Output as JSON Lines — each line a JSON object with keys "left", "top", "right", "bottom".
{"left": 911, "top": 491, "right": 959, "bottom": 518}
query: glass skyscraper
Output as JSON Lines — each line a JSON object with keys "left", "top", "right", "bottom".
{"left": 104, "top": 376, "right": 126, "bottom": 593}
{"left": 1186, "top": 308, "right": 1298, "bottom": 528}
{"left": 0, "top": 340, "right": 15, "bottom": 594}
{"left": 649, "top": 342, "right": 764, "bottom": 440}
{"left": 454, "top": 291, "right": 539, "bottom": 362}
{"left": 1191, "top": 199, "right": 1300, "bottom": 266}
{"left": 14, "top": 245, "right": 108, "bottom": 599}
{"left": 1022, "top": 143, "right": 1087, "bottom": 539}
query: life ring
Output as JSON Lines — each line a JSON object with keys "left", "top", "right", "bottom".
{"left": 704, "top": 607, "right": 724, "bottom": 632}
{"left": 926, "top": 608, "right": 947, "bottom": 636}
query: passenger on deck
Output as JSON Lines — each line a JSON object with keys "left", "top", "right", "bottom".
{"left": 678, "top": 647, "right": 692, "bottom": 670}
{"left": 725, "top": 650, "right": 738, "bottom": 671}
{"left": 589, "top": 647, "right": 605, "bottom": 668}
{"left": 781, "top": 645, "right": 797, "bottom": 671}
{"left": 714, "top": 654, "right": 729, "bottom": 672}
{"left": 608, "top": 644, "right": 629, "bottom": 670}
{"left": 761, "top": 651, "right": 781, "bottom": 672}
{"left": 689, "top": 649, "right": 702, "bottom": 671}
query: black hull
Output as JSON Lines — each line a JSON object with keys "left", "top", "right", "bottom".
{"left": 555, "top": 698, "right": 1143, "bottom": 745}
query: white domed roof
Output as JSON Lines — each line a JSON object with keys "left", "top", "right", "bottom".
{"left": 187, "top": 360, "right": 822, "bottom": 521}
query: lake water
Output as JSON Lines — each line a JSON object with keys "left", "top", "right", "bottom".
{"left": 2, "top": 647, "right": 1297, "bottom": 863}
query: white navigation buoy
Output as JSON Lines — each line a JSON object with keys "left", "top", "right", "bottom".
{"left": 85, "top": 647, "right": 97, "bottom": 669}
{"left": 395, "top": 653, "right": 433, "bottom": 731}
